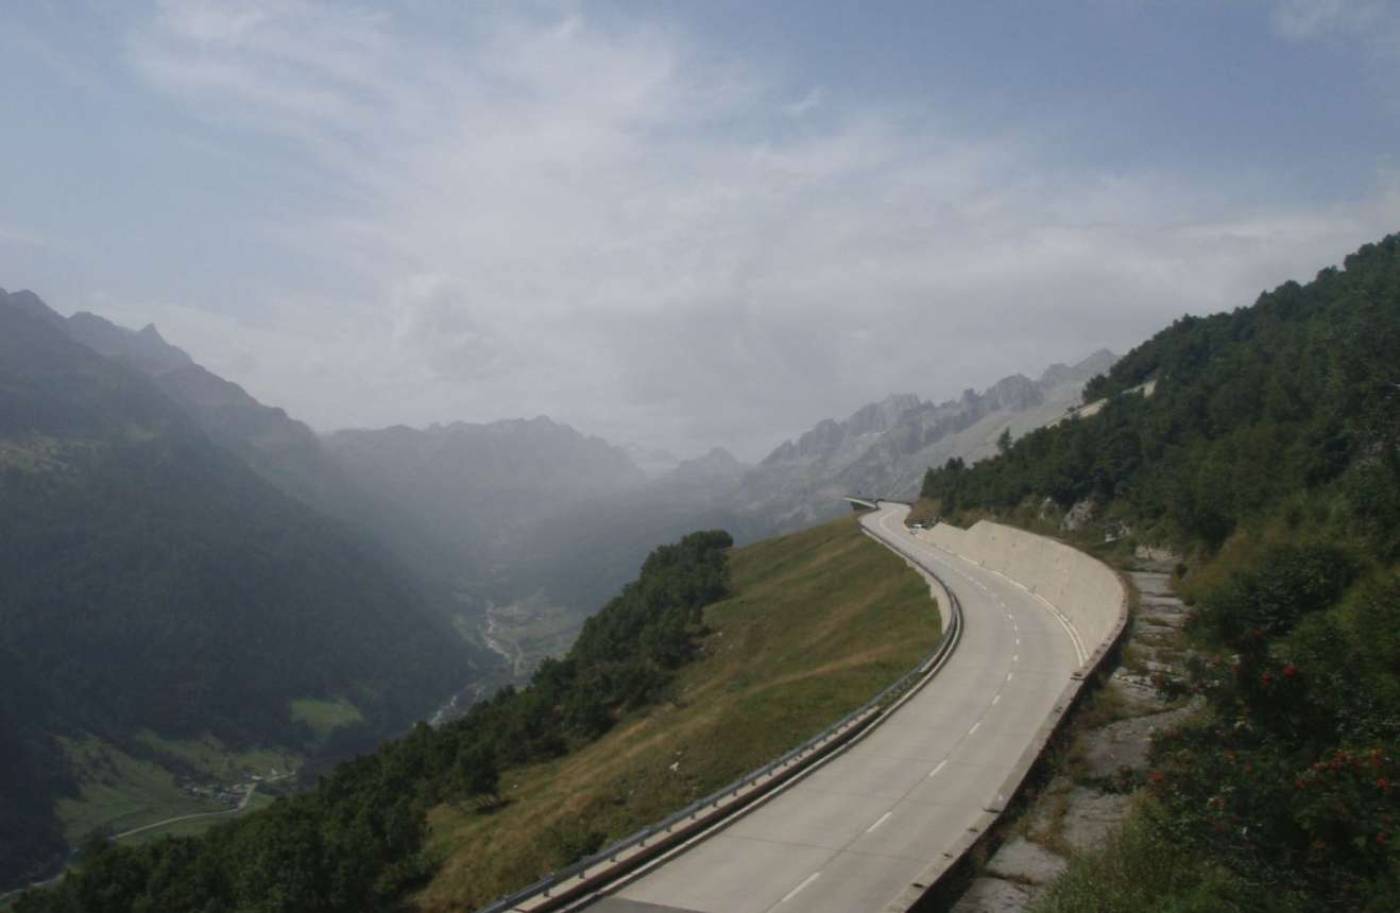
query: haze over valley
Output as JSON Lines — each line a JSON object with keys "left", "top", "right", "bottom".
{"left": 2, "top": 3, "right": 1399, "bottom": 912}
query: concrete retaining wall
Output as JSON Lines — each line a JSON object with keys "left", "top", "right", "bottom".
{"left": 916, "top": 520, "right": 1123, "bottom": 668}
{"left": 883, "top": 518, "right": 1130, "bottom": 912}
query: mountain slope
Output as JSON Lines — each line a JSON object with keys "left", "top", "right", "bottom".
{"left": 734, "top": 349, "right": 1115, "bottom": 532}
{"left": 324, "top": 417, "right": 649, "bottom": 633}
{"left": 920, "top": 234, "right": 1400, "bottom": 910}
{"left": 921, "top": 238, "right": 1399, "bottom": 548}
{"left": 60, "top": 309, "right": 488, "bottom": 648}
{"left": 12, "top": 517, "right": 937, "bottom": 913}
{"left": 514, "top": 354, "right": 1115, "bottom": 642}
{"left": 308, "top": 353, "right": 1113, "bottom": 683}
{"left": 416, "top": 516, "right": 937, "bottom": 910}
{"left": 0, "top": 289, "right": 476, "bottom": 887}
{"left": 63, "top": 310, "right": 355, "bottom": 517}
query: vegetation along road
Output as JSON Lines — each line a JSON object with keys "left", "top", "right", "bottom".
{"left": 585, "top": 502, "right": 1117, "bottom": 913}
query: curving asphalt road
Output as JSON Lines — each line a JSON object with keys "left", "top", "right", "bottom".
{"left": 585, "top": 502, "right": 1083, "bottom": 913}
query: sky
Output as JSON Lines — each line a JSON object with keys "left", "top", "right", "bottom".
{"left": 2, "top": 1, "right": 1399, "bottom": 461}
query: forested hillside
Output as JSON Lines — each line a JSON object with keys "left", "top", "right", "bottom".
{"left": 12, "top": 530, "right": 736, "bottom": 913}
{"left": 0, "top": 291, "right": 476, "bottom": 889}
{"left": 63, "top": 309, "right": 356, "bottom": 516}
{"left": 922, "top": 235, "right": 1400, "bottom": 910}
{"left": 922, "top": 236, "right": 1398, "bottom": 550}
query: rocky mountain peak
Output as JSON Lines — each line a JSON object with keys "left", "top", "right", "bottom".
{"left": 669, "top": 446, "right": 748, "bottom": 486}
{"left": 847, "top": 393, "right": 922, "bottom": 435}
{"left": 1, "top": 288, "right": 67, "bottom": 331}
{"left": 1040, "top": 348, "right": 1117, "bottom": 387}
{"left": 984, "top": 374, "right": 1041, "bottom": 411}
{"left": 67, "top": 312, "right": 194, "bottom": 375}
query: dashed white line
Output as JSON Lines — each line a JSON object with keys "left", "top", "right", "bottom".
{"left": 968, "top": 721, "right": 982, "bottom": 735}
{"left": 866, "top": 811, "right": 894, "bottom": 833}
{"left": 779, "top": 872, "right": 821, "bottom": 904}
{"left": 991, "top": 694, "right": 1001, "bottom": 706}
{"left": 928, "top": 759, "right": 948, "bottom": 778}
{"left": 1013, "top": 655, "right": 1019, "bottom": 662}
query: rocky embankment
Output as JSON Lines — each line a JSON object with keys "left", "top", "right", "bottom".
{"left": 951, "top": 556, "right": 1196, "bottom": 913}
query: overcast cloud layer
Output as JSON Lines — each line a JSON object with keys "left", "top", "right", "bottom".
{"left": 3, "top": 1, "right": 1399, "bottom": 459}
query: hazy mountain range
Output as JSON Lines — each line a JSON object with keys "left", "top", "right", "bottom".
{"left": 731, "top": 349, "right": 1118, "bottom": 532}
{"left": 0, "top": 289, "right": 487, "bottom": 886}
{"left": 16, "top": 289, "right": 1119, "bottom": 655}
{"left": 7, "top": 286, "right": 1117, "bottom": 656}
{"left": 0, "top": 284, "right": 1113, "bottom": 887}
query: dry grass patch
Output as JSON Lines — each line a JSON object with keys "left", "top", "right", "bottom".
{"left": 414, "top": 516, "right": 940, "bottom": 912}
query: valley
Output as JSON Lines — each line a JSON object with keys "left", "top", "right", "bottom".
{"left": 53, "top": 734, "right": 299, "bottom": 847}
{"left": 4, "top": 235, "right": 1398, "bottom": 912}
{"left": 2, "top": 8, "right": 1395, "bottom": 911}
{"left": 416, "top": 515, "right": 941, "bottom": 911}
{"left": 479, "top": 600, "right": 582, "bottom": 682}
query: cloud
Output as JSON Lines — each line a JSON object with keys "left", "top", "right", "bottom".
{"left": 388, "top": 274, "right": 507, "bottom": 383}
{"left": 120, "top": 2, "right": 1400, "bottom": 458}
{"left": 1269, "top": 0, "right": 1389, "bottom": 40}
{"left": 0, "top": 224, "right": 46, "bottom": 248}
{"left": 1267, "top": 0, "right": 1400, "bottom": 73}
{"left": 783, "top": 88, "right": 824, "bottom": 118}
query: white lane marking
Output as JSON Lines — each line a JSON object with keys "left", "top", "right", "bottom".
{"left": 991, "top": 694, "right": 1001, "bottom": 706}
{"left": 780, "top": 872, "right": 821, "bottom": 904}
{"left": 968, "top": 721, "right": 982, "bottom": 735}
{"left": 1013, "top": 655, "right": 1019, "bottom": 662}
{"left": 1007, "top": 672, "right": 1014, "bottom": 682}
{"left": 1016, "top": 638, "right": 1021, "bottom": 646}
{"left": 928, "top": 759, "right": 948, "bottom": 778}
{"left": 866, "top": 811, "right": 894, "bottom": 833}
{"left": 925, "top": 534, "right": 1089, "bottom": 666}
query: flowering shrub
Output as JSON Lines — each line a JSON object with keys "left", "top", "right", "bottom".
{"left": 1149, "top": 560, "right": 1400, "bottom": 909}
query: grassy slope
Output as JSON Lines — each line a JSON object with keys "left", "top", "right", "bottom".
{"left": 53, "top": 738, "right": 224, "bottom": 843}
{"left": 289, "top": 698, "right": 365, "bottom": 742}
{"left": 415, "top": 515, "right": 940, "bottom": 911}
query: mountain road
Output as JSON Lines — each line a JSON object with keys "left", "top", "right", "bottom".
{"left": 583, "top": 502, "right": 1085, "bottom": 913}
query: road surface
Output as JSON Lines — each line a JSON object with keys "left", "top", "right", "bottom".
{"left": 585, "top": 502, "right": 1082, "bottom": 913}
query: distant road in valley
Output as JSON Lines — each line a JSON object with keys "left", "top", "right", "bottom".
{"left": 111, "top": 780, "right": 263, "bottom": 842}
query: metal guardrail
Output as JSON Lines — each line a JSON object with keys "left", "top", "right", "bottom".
{"left": 476, "top": 503, "right": 961, "bottom": 913}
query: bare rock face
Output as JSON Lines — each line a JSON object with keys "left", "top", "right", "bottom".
{"left": 950, "top": 877, "right": 1035, "bottom": 913}
{"left": 986, "top": 836, "right": 1068, "bottom": 885}
{"left": 1059, "top": 788, "right": 1134, "bottom": 853}
{"left": 1077, "top": 705, "right": 1197, "bottom": 780}
{"left": 949, "top": 566, "right": 1195, "bottom": 913}
{"left": 1059, "top": 497, "right": 1097, "bottom": 532}
{"left": 1107, "top": 668, "right": 1171, "bottom": 713}
{"left": 1134, "top": 544, "right": 1182, "bottom": 564}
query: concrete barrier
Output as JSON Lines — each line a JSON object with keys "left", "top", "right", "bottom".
{"left": 888, "top": 518, "right": 1130, "bottom": 912}
{"left": 916, "top": 520, "right": 1124, "bottom": 669}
